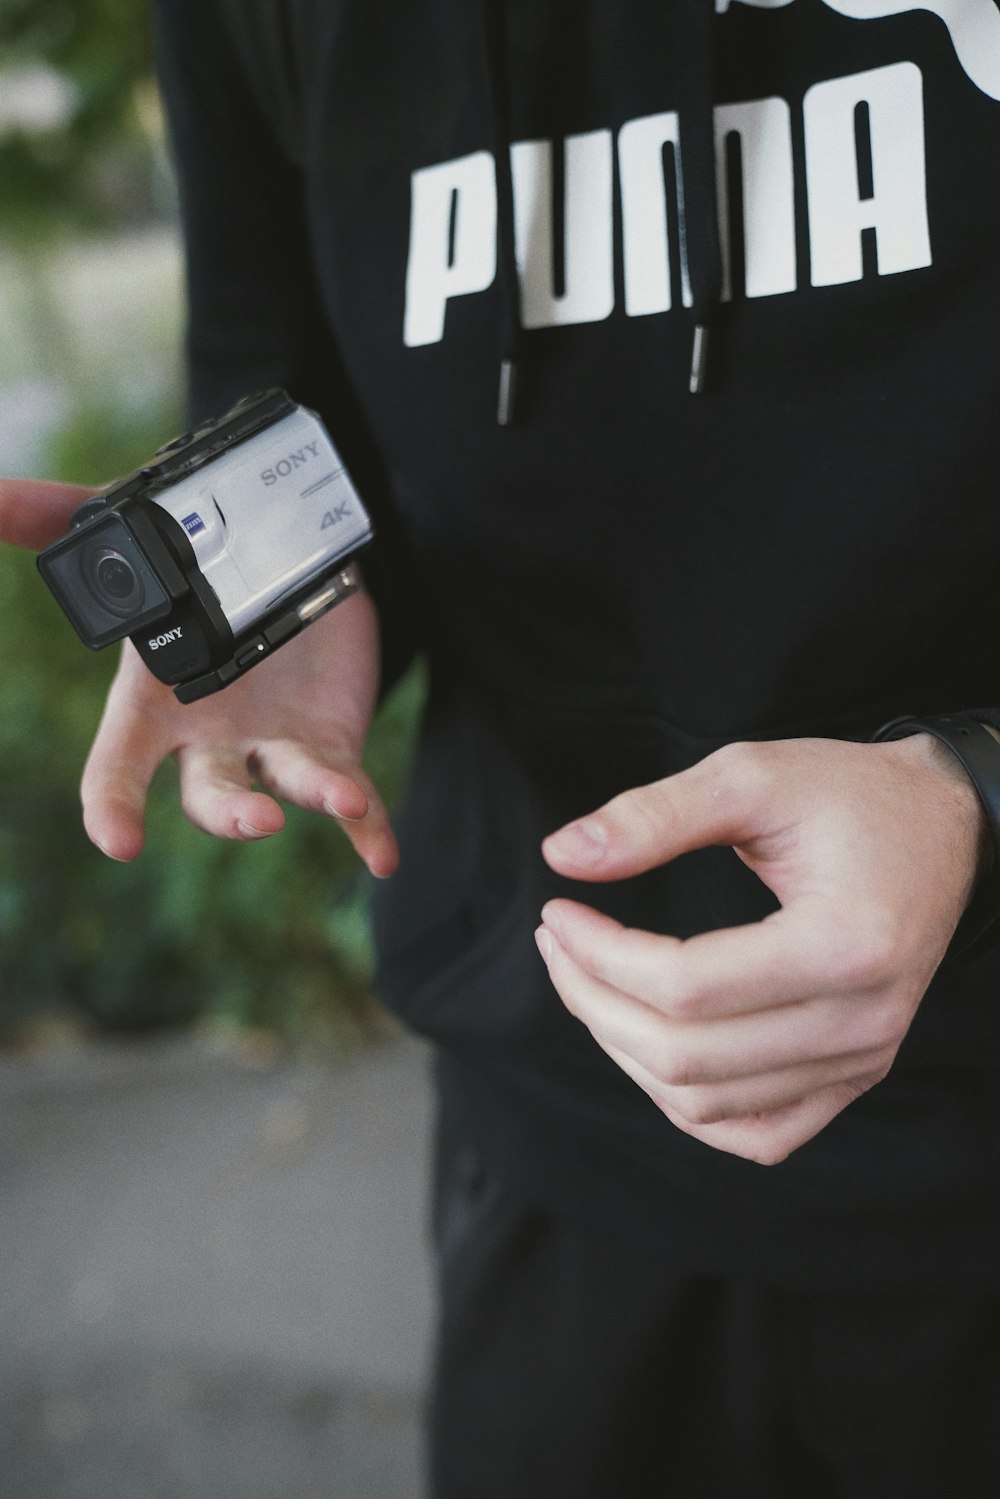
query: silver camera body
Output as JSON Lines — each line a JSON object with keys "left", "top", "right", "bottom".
{"left": 38, "top": 390, "right": 374, "bottom": 702}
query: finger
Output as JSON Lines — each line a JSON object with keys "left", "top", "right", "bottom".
{"left": 176, "top": 745, "right": 286, "bottom": 841}
{"left": 540, "top": 898, "right": 849, "bottom": 1018}
{"left": 597, "top": 1041, "right": 882, "bottom": 1165}
{"left": 599, "top": 1038, "right": 890, "bottom": 1128}
{"left": 657, "top": 1078, "right": 884, "bottom": 1167}
{"left": 0, "top": 479, "right": 93, "bottom": 549}
{"left": 81, "top": 687, "right": 169, "bottom": 862}
{"left": 535, "top": 925, "right": 895, "bottom": 1081}
{"left": 542, "top": 741, "right": 777, "bottom": 881}
{"left": 248, "top": 737, "right": 369, "bottom": 818}
{"left": 81, "top": 763, "right": 156, "bottom": 862}
{"left": 249, "top": 739, "right": 400, "bottom": 878}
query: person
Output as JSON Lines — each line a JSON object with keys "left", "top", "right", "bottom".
{"left": 4, "top": 1, "right": 1000, "bottom": 1492}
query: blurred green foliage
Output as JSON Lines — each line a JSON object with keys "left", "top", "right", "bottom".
{"left": 0, "top": 3, "right": 425, "bottom": 1046}
{"left": 0, "top": 405, "right": 424, "bottom": 1042}
{"left": 0, "top": 0, "right": 158, "bottom": 244}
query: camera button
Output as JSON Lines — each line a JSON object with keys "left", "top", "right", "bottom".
{"left": 235, "top": 636, "right": 269, "bottom": 670}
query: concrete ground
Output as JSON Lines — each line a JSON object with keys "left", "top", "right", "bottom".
{"left": 0, "top": 229, "right": 436, "bottom": 1499}
{"left": 0, "top": 1031, "right": 435, "bottom": 1499}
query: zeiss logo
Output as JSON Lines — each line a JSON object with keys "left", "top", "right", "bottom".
{"left": 182, "top": 513, "right": 206, "bottom": 537}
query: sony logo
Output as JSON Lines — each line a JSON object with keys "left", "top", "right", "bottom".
{"left": 148, "top": 627, "right": 184, "bottom": 650}
{"left": 261, "top": 440, "right": 321, "bottom": 486}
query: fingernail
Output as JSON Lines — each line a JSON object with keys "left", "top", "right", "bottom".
{"left": 238, "top": 820, "right": 274, "bottom": 840}
{"left": 535, "top": 926, "right": 555, "bottom": 964}
{"left": 95, "top": 840, "right": 129, "bottom": 864}
{"left": 323, "top": 799, "right": 365, "bottom": 823}
{"left": 544, "top": 818, "right": 607, "bottom": 865}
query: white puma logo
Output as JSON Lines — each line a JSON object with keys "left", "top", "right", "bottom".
{"left": 720, "top": 0, "right": 1000, "bottom": 102}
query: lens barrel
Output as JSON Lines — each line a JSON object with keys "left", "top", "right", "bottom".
{"left": 83, "top": 545, "right": 145, "bottom": 618}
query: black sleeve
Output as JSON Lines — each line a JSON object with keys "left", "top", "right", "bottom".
{"left": 151, "top": 0, "right": 416, "bottom": 690}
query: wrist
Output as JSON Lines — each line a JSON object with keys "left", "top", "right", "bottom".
{"left": 890, "top": 730, "right": 993, "bottom": 880}
{"left": 873, "top": 714, "right": 1000, "bottom": 955}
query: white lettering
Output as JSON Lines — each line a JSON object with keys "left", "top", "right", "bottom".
{"left": 403, "top": 67, "right": 935, "bottom": 345}
{"left": 404, "top": 150, "right": 497, "bottom": 347}
{"left": 618, "top": 112, "right": 687, "bottom": 316}
{"left": 148, "top": 627, "right": 183, "bottom": 651}
{"left": 725, "top": 0, "right": 1000, "bottom": 104}
{"left": 511, "top": 131, "right": 615, "bottom": 328}
{"left": 804, "top": 62, "right": 931, "bottom": 286}
{"left": 714, "top": 97, "right": 797, "bottom": 299}
{"left": 262, "top": 442, "right": 322, "bottom": 487}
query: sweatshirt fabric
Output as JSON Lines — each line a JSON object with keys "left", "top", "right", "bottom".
{"left": 152, "top": 0, "right": 1000, "bottom": 1291}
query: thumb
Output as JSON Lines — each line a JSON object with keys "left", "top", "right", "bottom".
{"left": 542, "top": 742, "right": 771, "bottom": 881}
{"left": 0, "top": 479, "right": 94, "bottom": 550}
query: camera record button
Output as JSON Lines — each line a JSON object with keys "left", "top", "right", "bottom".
{"left": 153, "top": 431, "right": 194, "bottom": 457}
{"left": 234, "top": 636, "right": 270, "bottom": 671}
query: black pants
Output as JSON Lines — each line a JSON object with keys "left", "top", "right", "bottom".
{"left": 430, "top": 1133, "right": 1000, "bottom": 1499}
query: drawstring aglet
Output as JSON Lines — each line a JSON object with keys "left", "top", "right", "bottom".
{"left": 689, "top": 323, "right": 710, "bottom": 396}
{"left": 497, "top": 358, "right": 519, "bottom": 426}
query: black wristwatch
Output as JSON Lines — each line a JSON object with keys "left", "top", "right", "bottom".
{"left": 872, "top": 713, "right": 1000, "bottom": 958}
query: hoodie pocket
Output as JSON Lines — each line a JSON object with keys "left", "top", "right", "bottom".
{"left": 371, "top": 691, "right": 779, "bottom": 1060}
{"left": 371, "top": 688, "right": 549, "bottom": 1051}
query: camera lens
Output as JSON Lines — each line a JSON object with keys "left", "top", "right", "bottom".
{"left": 97, "top": 555, "right": 137, "bottom": 599}
{"left": 83, "top": 545, "right": 145, "bottom": 618}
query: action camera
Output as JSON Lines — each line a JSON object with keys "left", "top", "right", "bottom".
{"left": 38, "top": 390, "right": 373, "bottom": 703}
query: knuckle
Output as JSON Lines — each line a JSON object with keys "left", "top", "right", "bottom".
{"left": 838, "top": 1003, "right": 889, "bottom": 1055}
{"left": 870, "top": 1049, "right": 896, "bottom": 1084}
{"left": 837, "top": 1072, "right": 885, "bottom": 1108}
{"left": 651, "top": 1043, "right": 700, "bottom": 1089}
{"left": 863, "top": 1058, "right": 895, "bottom": 1092}
{"left": 863, "top": 1023, "right": 906, "bottom": 1075}
{"left": 835, "top": 1000, "right": 908, "bottom": 1062}
{"left": 672, "top": 1088, "right": 727, "bottom": 1127}
{"left": 835, "top": 917, "right": 903, "bottom": 991}
{"left": 623, "top": 779, "right": 679, "bottom": 844}
{"left": 868, "top": 1000, "right": 910, "bottom": 1052}
{"left": 746, "top": 1139, "right": 792, "bottom": 1168}
{"left": 658, "top": 953, "right": 706, "bottom": 1022}
{"left": 661, "top": 990, "right": 701, "bottom": 1024}
{"left": 707, "top": 738, "right": 775, "bottom": 797}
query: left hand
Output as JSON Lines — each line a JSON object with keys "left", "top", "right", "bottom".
{"left": 537, "top": 734, "right": 990, "bottom": 1165}
{"left": 0, "top": 478, "right": 399, "bottom": 876}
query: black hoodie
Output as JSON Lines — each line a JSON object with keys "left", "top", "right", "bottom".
{"left": 153, "top": 0, "right": 1000, "bottom": 1289}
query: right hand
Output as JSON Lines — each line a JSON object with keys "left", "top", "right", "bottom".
{"left": 0, "top": 478, "right": 400, "bottom": 875}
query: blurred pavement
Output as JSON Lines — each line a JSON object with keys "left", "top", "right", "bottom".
{"left": 0, "top": 1030, "right": 435, "bottom": 1499}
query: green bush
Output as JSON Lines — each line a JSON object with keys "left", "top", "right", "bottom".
{"left": 0, "top": 0, "right": 158, "bottom": 245}
{"left": 1, "top": 10, "right": 425, "bottom": 1048}
{"left": 0, "top": 405, "right": 424, "bottom": 1045}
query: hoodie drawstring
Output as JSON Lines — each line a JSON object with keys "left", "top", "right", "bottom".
{"left": 483, "top": 0, "right": 722, "bottom": 422}
{"left": 484, "top": 0, "right": 523, "bottom": 425}
{"left": 677, "top": 0, "right": 723, "bottom": 393}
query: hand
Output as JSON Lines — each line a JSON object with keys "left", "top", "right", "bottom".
{"left": 537, "top": 735, "right": 989, "bottom": 1165}
{"left": 0, "top": 478, "right": 399, "bottom": 875}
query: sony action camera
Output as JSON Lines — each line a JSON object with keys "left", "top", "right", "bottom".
{"left": 37, "top": 390, "right": 374, "bottom": 703}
